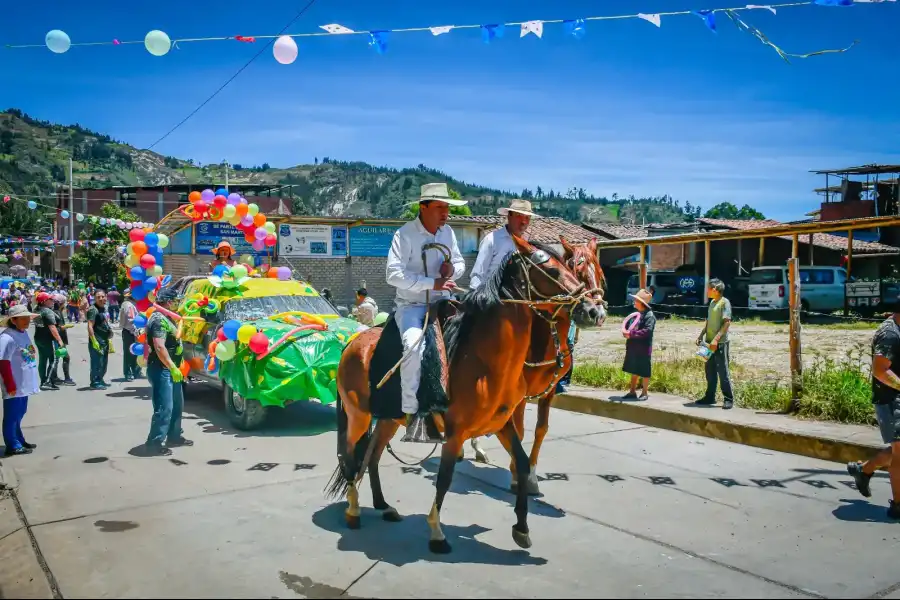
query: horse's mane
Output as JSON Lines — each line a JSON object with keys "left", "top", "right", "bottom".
{"left": 443, "top": 250, "right": 517, "bottom": 363}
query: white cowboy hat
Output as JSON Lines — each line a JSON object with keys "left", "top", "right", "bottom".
{"left": 413, "top": 183, "right": 468, "bottom": 207}
{"left": 0, "top": 304, "right": 39, "bottom": 327}
{"left": 498, "top": 199, "right": 539, "bottom": 217}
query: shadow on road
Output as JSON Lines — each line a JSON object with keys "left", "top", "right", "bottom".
{"left": 832, "top": 499, "right": 898, "bottom": 523}
{"left": 311, "top": 503, "right": 548, "bottom": 567}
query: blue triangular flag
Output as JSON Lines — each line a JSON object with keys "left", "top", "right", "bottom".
{"left": 368, "top": 30, "right": 389, "bottom": 53}
{"left": 563, "top": 19, "right": 587, "bottom": 39}
{"left": 693, "top": 10, "right": 717, "bottom": 32}
{"left": 481, "top": 24, "right": 505, "bottom": 43}
{"left": 814, "top": 0, "right": 853, "bottom": 5}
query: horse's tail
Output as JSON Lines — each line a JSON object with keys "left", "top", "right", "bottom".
{"left": 324, "top": 392, "right": 373, "bottom": 501}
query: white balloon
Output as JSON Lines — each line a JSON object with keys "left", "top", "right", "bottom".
{"left": 45, "top": 30, "right": 71, "bottom": 54}
{"left": 145, "top": 30, "right": 171, "bottom": 57}
{"left": 273, "top": 35, "right": 299, "bottom": 65}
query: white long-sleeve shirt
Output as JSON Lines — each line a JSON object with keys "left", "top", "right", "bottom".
{"left": 386, "top": 218, "right": 466, "bottom": 306}
{"left": 469, "top": 226, "right": 517, "bottom": 291}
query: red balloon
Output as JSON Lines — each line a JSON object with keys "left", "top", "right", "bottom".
{"left": 140, "top": 254, "right": 156, "bottom": 269}
{"left": 129, "top": 228, "right": 146, "bottom": 243}
{"left": 249, "top": 332, "right": 269, "bottom": 355}
{"left": 194, "top": 200, "right": 209, "bottom": 214}
{"left": 136, "top": 298, "right": 151, "bottom": 311}
{"left": 130, "top": 279, "right": 142, "bottom": 289}
{"left": 216, "top": 328, "right": 228, "bottom": 342}
{"left": 213, "top": 195, "right": 227, "bottom": 208}
{"left": 264, "top": 234, "right": 277, "bottom": 247}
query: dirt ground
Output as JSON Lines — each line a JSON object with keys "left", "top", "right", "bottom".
{"left": 576, "top": 316, "right": 877, "bottom": 383}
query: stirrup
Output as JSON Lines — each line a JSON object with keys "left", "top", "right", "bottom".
{"left": 402, "top": 414, "right": 445, "bottom": 444}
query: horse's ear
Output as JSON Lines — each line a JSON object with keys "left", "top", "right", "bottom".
{"left": 511, "top": 234, "right": 534, "bottom": 255}
{"left": 588, "top": 238, "right": 598, "bottom": 254}
{"left": 560, "top": 236, "right": 575, "bottom": 259}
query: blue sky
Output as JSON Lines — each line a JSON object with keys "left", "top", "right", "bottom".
{"left": 2, "top": 0, "right": 899, "bottom": 220}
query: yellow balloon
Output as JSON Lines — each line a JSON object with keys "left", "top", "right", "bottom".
{"left": 124, "top": 254, "right": 139, "bottom": 267}
{"left": 229, "top": 217, "right": 242, "bottom": 227}
{"left": 223, "top": 204, "right": 237, "bottom": 219}
{"left": 137, "top": 355, "right": 147, "bottom": 367}
{"left": 237, "top": 324, "right": 256, "bottom": 345}
{"left": 247, "top": 203, "right": 259, "bottom": 217}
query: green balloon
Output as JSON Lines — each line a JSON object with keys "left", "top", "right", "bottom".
{"left": 215, "top": 340, "right": 235, "bottom": 361}
{"left": 374, "top": 312, "right": 389, "bottom": 326}
{"left": 231, "top": 265, "right": 248, "bottom": 280}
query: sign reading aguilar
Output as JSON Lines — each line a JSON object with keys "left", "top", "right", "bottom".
{"left": 278, "top": 224, "right": 347, "bottom": 257}
{"left": 195, "top": 222, "right": 267, "bottom": 256}
{"left": 349, "top": 225, "right": 400, "bottom": 257}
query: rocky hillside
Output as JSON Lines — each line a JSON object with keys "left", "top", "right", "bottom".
{"left": 1, "top": 108, "right": 695, "bottom": 223}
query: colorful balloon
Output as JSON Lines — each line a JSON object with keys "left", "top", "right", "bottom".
{"left": 252, "top": 239, "right": 265, "bottom": 251}
{"left": 223, "top": 204, "right": 236, "bottom": 219}
{"left": 216, "top": 328, "right": 228, "bottom": 342}
{"left": 264, "top": 234, "right": 277, "bottom": 247}
{"left": 277, "top": 266, "right": 292, "bottom": 281}
{"left": 129, "top": 228, "right": 146, "bottom": 243}
{"left": 247, "top": 203, "right": 260, "bottom": 217}
{"left": 144, "top": 30, "right": 171, "bottom": 56}
{"left": 143, "top": 276, "right": 159, "bottom": 291}
{"left": 61, "top": 210, "right": 70, "bottom": 219}
{"left": 76, "top": 213, "right": 85, "bottom": 222}
{"left": 215, "top": 340, "right": 236, "bottom": 361}
{"left": 249, "top": 332, "right": 269, "bottom": 355}
{"left": 134, "top": 314, "right": 148, "bottom": 329}
{"left": 27, "top": 200, "right": 37, "bottom": 210}
{"left": 264, "top": 222, "right": 277, "bottom": 234}
{"left": 189, "top": 191, "right": 202, "bottom": 203}
{"left": 254, "top": 227, "right": 268, "bottom": 241}
{"left": 124, "top": 254, "right": 139, "bottom": 268}
{"left": 237, "top": 324, "right": 256, "bottom": 345}
{"left": 131, "top": 241, "right": 148, "bottom": 256}
{"left": 235, "top": 204, "right": 249, "bottom": 218}
{"left": 45, "top": 30, "right": 71, "bottom": 54}
{"left": 273, "top": 35, "right": 299, "bottom": 65}
{"left": 253, "top": 213, "right": 267, "bottom": 227}
{"left": 223, "top": 320, "right": 241, "bottom": 341}
{"left": 130, "top": 343, "right": 145, "bottom": 356}
{"left": 156, "top": 234, "right": 169, "bottom": 249}
{"left": 227, "top": 193, "right": 241, "bottom": 205}
{"left": 140, "top": 254, "right": 156, "bottom": 269}
{"left": 213, "top": 195, "right": 227, "bottom": 208}
{"left": 231, "top": 265, "right": 249, "bottom": 280}
{"left": 130, "top": 266, "right": 145, "bottom": 281}
{"left": 144, "top": 232, "right": 159, "bottom": 247}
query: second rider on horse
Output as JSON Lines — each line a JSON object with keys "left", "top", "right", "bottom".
{"left": 386, "top": 183, "right": 467, "bottom": 444}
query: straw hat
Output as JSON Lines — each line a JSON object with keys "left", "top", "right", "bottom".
{"left": 629, "top": 289, "right": 653, "bottom": 310}
{"left": 416, "top": 183, "right": 468, "bottom": 206}
{"left": 0, "top": 304, "right": 39, "bottom": 327}
{"left": 211, "top": 241, "right": 235, "bottom": 255}
{"left": 498, "top": 198, "right": 539, "bottom": 218}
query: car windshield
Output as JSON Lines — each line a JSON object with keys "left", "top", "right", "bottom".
{"left": 223, "top": 295, "right": 336, "bottom": 321}
{"left": 750, "top": 269, "right": 783, "bottom": 284}
{"left": 627, "top": 275, "right": 639, "bottom": 288}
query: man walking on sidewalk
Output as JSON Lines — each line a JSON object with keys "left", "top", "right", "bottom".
{"left": 33, "top": 292, "right": 65, "bottom": 391}
{"left": 87, "top": 290, "right": 112, "bottom": 390}
{"left": 696, "top": 279, "right": 735, "bottom": 410}
{"left": 847, "top": 303, "right": 900, "bottom": 519}
{"left": 120, "top": 291, "right": 142, "bottom": 381}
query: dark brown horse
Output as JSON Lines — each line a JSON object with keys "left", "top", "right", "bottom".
{"left": 325, "top": 234, "right": 605, "bottom": 554}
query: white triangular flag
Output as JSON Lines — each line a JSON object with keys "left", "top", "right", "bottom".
{"left": 746, "top": 4, "right": 777, "bottom": 13}
{"left": 520, "top": 20, "right": 544, "bottom": 38}
{"left": 320, "top": 24, "right": 355, "bottom": 34}
{"left": 638, "top": 13, "right": 662, "bottom": 27}
{"left": 429, "top": 25, "right": 453, "bottom": 36}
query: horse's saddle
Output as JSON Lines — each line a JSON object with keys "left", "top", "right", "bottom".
{"left": 368, "top": 300, "right": 457, "bottom": 419}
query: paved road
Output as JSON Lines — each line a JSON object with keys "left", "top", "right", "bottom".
{"left": 2, "top": 325, "right": 899, "bottom": 599}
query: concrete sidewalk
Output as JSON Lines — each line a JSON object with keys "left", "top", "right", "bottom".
{"left": 547, "top": 386, "right": 884, "bottom": 464}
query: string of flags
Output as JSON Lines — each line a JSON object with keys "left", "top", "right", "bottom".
{"left": 5, "top": 0, "right": 891, "bottom": 63}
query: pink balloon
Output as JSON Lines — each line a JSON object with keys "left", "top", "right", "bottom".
{"left": 129, "top": 228, "right": 146, "bottom": 243}
{"left": 254, "top": 227, "right": 267, "bottom": 241}
{"left": 277, "top": 266, "right": 292, "bottom": 281}
{"left": 140, "top": 254, "right": 156, "bottom": 269}
{"left": 252, "top": 239, "right": 265, "bottom": 251}
{"left": 241, "top": 216, "right": 254, "bottom": 227}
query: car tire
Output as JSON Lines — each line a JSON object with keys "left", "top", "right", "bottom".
{"left": 224, "top": 384, "right": 268, "bottom": 430}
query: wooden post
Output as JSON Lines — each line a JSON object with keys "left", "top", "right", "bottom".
{"left": 704, "top": 240, "right": 711, "bottom": 303}
{"left": 846, "top": 230, "right": 853, "bottom": 279}
{"left": 808, "top": 233, "right": 814, "bottom": 265}
{"left": 639, "top": 245, "right": 647, "bottom": 289}
{"left": 792, "top": 234, "right": 799, "bottom": 261}
{"left": 758, "top": 238, "right": 765, "bottom": 267}
{"left": 737, "top": 239, "right": 742, "bottom": 276}
{"left": 788, "top": 257, "right": 802, "bottom": 413}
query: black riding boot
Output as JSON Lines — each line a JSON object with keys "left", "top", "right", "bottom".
{"left": 402, "top": 414, "right": 445, "bottom": 444}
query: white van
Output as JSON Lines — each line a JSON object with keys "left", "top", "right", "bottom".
{"left": 748, "top": 266, "right": 847, "bottom": 312}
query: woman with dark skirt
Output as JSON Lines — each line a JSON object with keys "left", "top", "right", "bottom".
{"left": 622, "top": 289, "right": 656, "bottom": 401}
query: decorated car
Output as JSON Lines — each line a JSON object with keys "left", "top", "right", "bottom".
{"left": 174, "top": 274, "right": 365, "bottom": 430}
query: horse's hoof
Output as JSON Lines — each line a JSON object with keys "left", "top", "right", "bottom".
{"left": 512, "top": 527, "right": 532, "bottom": 549}
{"left": 509, "top": 480, "right": 519, "bottom": 494}
{"left": 526, "top": 477, "right": 542, "bottom": 497}
{"left": 346, "top": 514, "right": 361, "bottom": 530}
{"left": 474, "top": 450, "right": 490, "bottom": 464}
{"left": 382, "top": 507, "right": 403, "bottom": 523}
{"left": 429, "top": 539, "right": 452, "bottom": 554}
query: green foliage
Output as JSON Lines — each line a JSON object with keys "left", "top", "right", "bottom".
{"left": 704, "top": 202, "right": 767, "bottom": 220}
{"left": 573, "top": 346, "right": 875, "bottom": 426}
{"left": 71, "top": 203, "right": 139, "bottom": 286}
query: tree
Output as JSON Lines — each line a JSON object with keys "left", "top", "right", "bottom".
{"left": 71, "top": 203, "right": 139, "bottom": 286}
{"left": 401, "top": 187, "right": 472, "bottom": 219}
{"left": 703, "top": 202, "right": 766, "bottom": 220}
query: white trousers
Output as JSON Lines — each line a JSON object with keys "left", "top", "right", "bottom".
{"left": 396, "top": 304, "right": 428, "bottom": 415}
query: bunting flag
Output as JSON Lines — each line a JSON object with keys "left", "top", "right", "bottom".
{"left": 369, "top": 30, "right": 389, "bottom": 53}
{"left": 563, "top": 18, "right": 587, "bottom": 39}
{"left": 520, "top": 20, "right": 544, "bottom": 38}
{"left": 8, "top": 1, "right": 880, "bottom": 64}
{"left": 638, "top": 13, "right": 662, "bottom": 27}
{"left": 723, "top": 9, "right": 859, "bottom": 62}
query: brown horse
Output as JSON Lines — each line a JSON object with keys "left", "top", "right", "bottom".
{"left": 325, "top": 234, "right": 605, "bottom": 554}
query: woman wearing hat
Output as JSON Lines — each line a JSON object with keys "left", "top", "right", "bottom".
{"left": 622, "top": 289, "right": 657, "bottom": 401}
{"left": 0, "top": 305, "right": 41, "bottom": 456}
{"left": 209, "top": 241, "right": 236, "bottom": 272}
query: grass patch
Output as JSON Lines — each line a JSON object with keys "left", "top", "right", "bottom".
{"left": 573, "top": 347, "right": 876, "bottom": 426}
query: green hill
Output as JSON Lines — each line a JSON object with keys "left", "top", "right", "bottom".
{"left": 1, "top": 108, "right": 696, "bottom": 224}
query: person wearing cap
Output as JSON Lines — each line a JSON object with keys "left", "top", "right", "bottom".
{"left": 87, "top": 290, "right": 113, "bottom": 390}
{"left": 622, "top": 289, "right": 657, "bottom": 401}
{"left": 50, "top": 293, "right": 75, "bottom": 387}
{"left": 386, "top": 182, "right": 466, "bottom": 444}
{"left": 144, "top": 287, "right": 191, "bottom": 456}
{"left": 0, "top": 305, "right": 41, "bottom": 457}
{"left": 209, "top": 241, "right": 236, "bottom": 272}
{"left": 352, "top": 287, "right": 378, "bottom": 326}
{"left": 469, "top": 198, "right": 538, "bottom": 291}
{"left": 847, "top": 300, "right": 900, "bottom": 520}
{"left": 33, "top": 292, "right": 65, "bottom": 391}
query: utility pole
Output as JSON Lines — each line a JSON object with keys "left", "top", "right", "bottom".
{"left": 68, "top": 157, "right": 74, "bottom": 282}
{"left": 224, "top": 160, "right": 229, "bottom": 192}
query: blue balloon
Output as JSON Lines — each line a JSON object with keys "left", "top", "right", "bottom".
{"left": 27, "top": 200, "right": 37, "bottom": 210}
{"left": 143, "top": 276, "right": 159, "bottom": 291}
{"left": 130, "top": 266, "right": 145, "bottom": 281}
{"left": 131, "top": 286, "right": 147, "bottom": 301}
{"left": 216, "top": 188, "right": 228, "bottom": 197}
{"left": 144, "top": 232, "right": 159, "bottom": 247}
{"left": 160, "top": 275, "right": 172, "bottom": 288}
{"left": 134, "top": 314, "right": 148, "bottom": 329}
{"left": 130, "top": 343, "right": 145, "bottom": 356}
{"left": 213, "top": 264, "right": 228, "bottom": 277}
{"left": 223, "top": 319, "right": 241, "bottom": 341}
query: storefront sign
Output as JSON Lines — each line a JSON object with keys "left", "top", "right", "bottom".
{"left": 349, "top": 225, "right": 399, "bottom": 257}
{"left": 278, "top": 224, "right": 347, "bottom": 257}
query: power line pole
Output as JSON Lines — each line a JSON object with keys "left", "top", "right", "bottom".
{"left": 224, "top": 160, "right": 229, "bottom": 192}
{"left": 68, "top": 157, "right": 74, "bottom": 282}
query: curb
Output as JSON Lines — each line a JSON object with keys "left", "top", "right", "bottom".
{"left": 533, "top": 391, "right": 882, "bottom": 465}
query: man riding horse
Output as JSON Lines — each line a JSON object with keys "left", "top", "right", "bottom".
{"left": 386, "top": 182, "right": 467, "bottom": 444}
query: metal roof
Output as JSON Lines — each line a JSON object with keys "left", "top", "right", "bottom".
{"left": 697, "top": 218, "right": 898, "bottom": 253}
{"left": 810, "top": 164, "right": 900, "bottom": 176}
